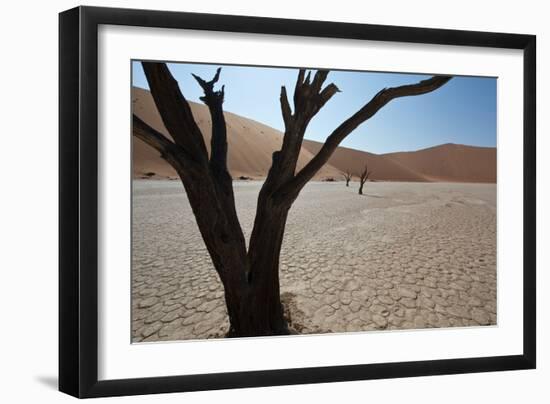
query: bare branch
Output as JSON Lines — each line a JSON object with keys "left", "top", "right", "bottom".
{"left": 192, "top": 67, "right": 224, "bottom": 105}
{"left": 192, "top": 68, "right": 229, "bottom": 174}
{"left": 141, "top": 62, "right": 208, "bottom": 164}
{"left": 268, "top": 69, "right": 341, "bottom": 189}
{"left": 132, "top": 114, "right": 174, "bottom": 154}
{"left": 319, "top": 83, "right": 341, "bottom": 105}
{"left": 132, "top": 114, "right": 197, "bottom": 170}
{"left": 280, "top": 86, "right": 292, "bottom": 129}
{"left": 343, "top": 169, "right": 353, "bottom": 186}
{"left": 291, "top": 69, "right": 340, "bottom": 126}
{"left": 293, "top": 69, "right": 306, "bottom": 107}
{"left": 359, "top": 164, "right": 372, "bottom": 184}
{"left": 276, "top": 75, "right": 452, "bottom": 200}
{"left": 311, "top": 70, "right": 329, "bottom": 93}
{"left": 358, "top": 162, "right": 373, "bottom": 195}
{"left": 192, "top": 67, "right": 221, "bottom": 92}
{"left": 304, "top": 71, "right": 311, "bottom": 85}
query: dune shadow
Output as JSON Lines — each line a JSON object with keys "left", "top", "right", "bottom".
{"left": 35, "top": 375, "right": 58, "bottom": 390}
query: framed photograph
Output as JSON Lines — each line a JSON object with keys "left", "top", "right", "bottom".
{"left": 59, "top": 6, "right": 536, "bottom": 398}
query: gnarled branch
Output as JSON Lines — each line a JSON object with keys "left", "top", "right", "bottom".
{"left": 263, "top": 69, "right": 341, "bottom": 194}
{"left": 280, "top": 86, "right": 292, "bottom": 129}
{"left": 142, "top": 62, "right": 209, "bottom": 165}
{"left": 192, "top": 68, "right": 229, "bottom": 175}
{"left": 133, "top": 115, "right": 174, "bottom": 154}
{"left": 290, "top": 69, "right": 340, "bottom": 131}
{"left": 132, "top": 114, "right": 198, "bottom": 172}
{"left": 192, "top": 67, "right": 221, "bottom": 97}
{"left": 276, "top": 75, "right": 452, "bottom": 200}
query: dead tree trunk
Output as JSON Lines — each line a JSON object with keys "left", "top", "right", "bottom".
{"left": 133, "top": 62, "right": 451, "bottom": 337}
{"left": 343, "top": 170, "right": 353, "bottom": 186}
{"left": 358, "top": 163, "right": 372, "bottom": 195}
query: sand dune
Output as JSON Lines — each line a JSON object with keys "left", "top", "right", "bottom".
{"left": 302, "top": 140, "right": 429, "bottom": 182}
{"left": 383, "top": 144, "right": 497, "bottom": 183}
{"left": 133, "top": 87, "right": 496, "bottom": 183}
{"left": 132, "top": 87, "right": 341, "bottom": 180}
{"left": 302, "top": 141, "right": 497, "bottom": 183}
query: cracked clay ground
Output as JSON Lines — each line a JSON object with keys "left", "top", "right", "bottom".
{"left": 132, "top": 180, "right": 496, "bottom": 342}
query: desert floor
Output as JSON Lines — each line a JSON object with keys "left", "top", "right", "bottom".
{"left": 132, "top": 180, "right": 496, "bottom": 342}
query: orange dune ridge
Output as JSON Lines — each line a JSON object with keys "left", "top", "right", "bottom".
{"left": 132, "top": 87, "right": 496, "bottom": 183}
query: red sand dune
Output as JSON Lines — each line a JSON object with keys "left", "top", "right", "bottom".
{"left": 301, "top": 140, "right": 428, "bottom": 182}
{"left": 132, "top": 87, "right": 341, "bottom": 180}
{"left": 383, "top": 144, "right": 496, "bottom": 183}
{"left": 132, "top": 87, "right": 496, "bottom": 183}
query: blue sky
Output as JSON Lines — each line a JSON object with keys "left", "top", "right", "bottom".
{"left": 132, "top": 61, "right": 496, "bottom": 154}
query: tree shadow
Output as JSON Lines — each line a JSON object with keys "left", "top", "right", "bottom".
{"left": 35, "top": 375, "right": 58, "bottom": 390}
{"left": 359, "top": 193, "right": 385, "bottom": 198}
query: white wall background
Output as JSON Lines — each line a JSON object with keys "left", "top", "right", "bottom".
{"left": 0, "top": 0, "right": 546, "bottom": 402}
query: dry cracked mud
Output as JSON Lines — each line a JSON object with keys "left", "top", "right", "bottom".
{"left": 132, "top": 180, "right": 496, "bottom": 342}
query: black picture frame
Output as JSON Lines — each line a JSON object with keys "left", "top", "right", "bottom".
{"left": 59, "top": 5, "right": 536, "bottom": 398}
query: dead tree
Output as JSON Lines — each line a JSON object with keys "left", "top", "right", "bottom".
{"left": 133, "top": 62, "right": 451, "bottom": 337}
{"left": 358, "top": 163, "right": 373, "bottom": 195}
{"left": 343, "top": 170, "right": 353, "bottom": 186}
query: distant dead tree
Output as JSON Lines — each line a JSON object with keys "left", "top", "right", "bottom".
{"left": 358, "top": 163, "right": 373, "bottom": 195}
{"left": 343, "top": 170, "right": 353, "bottom": 187}
{"left": 133, "top": 62, "right": 451, "bottom": 337}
